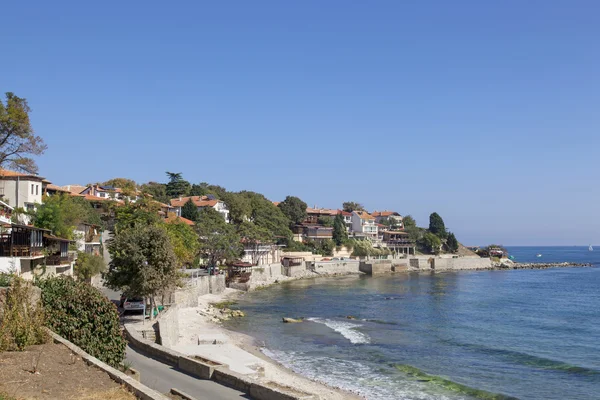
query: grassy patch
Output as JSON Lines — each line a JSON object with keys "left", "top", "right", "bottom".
{"left": 0, "top": 393, "right": 17, "bottom": 400}
{"left": 211, "top": 301, "right": 238, "bottom": 309}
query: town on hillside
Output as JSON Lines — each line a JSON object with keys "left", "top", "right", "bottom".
{"left": 0, "top": 168, "right": 464, "bottom": 282}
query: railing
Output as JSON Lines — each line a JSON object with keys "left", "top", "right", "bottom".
{"left": 46, "top": 254, "right": 75, "bottom": 266}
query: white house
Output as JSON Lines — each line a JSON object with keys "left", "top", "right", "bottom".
{"left": 371, "top": 211, "right": 403, "bottom": 230}
{"left": 351, "top": 210, "right": 378, "bottom": 237}
{"left": 0, "top": 169, "right": 46, "bottom": 216}
{"left": 170, "top": 195, "right": 230, "bottom": 222}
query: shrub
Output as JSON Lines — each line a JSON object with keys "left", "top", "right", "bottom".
{"left": 37, "top": 276, "right": 125, "bottom": 367}
{"left": 0, "top": 278, "right": 49, "bottom": 351}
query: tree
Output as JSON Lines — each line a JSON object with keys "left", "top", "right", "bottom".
{"left": 181, "top": 199, "right": 199, "bottom": 221}
{"left": 34, "top": 194, "right": 102, "bottom": 239}
{"left": 342, "top": 202, "right": 364, "bottom": 213}
{"left": 402, "top": 215, "right": 417, "bottom": 228}
{"left": 237, "top": 221, "right": 272, "bottom": 265}
{"left": 196, "top": 207, "right": 242, "bottom": 268}
{"left": 379, "top": 217, "right": 402, "bottom": 230}
{"left": 140, "top": 181, "right": 169, "bottom": 204}
{"left": 420, "top": 231, "right": 442, "bottom": 254}
{"left": 74, "top": 252, "right": 106, "bottom": 281}
{"left": 113, "top": 198, "right": 161, "bottom": 234}
{"left": 428, "top": 212, "right": 447, "bottom": 239}
{"left": 278, "top": 196, "right": 307, "bottom": 227}
{"left": 317, "top": 239, "right": 335, "bottom": 256}
{"left": 222, "top": 192, "right": 252, "bottom": 225}
{"left": 105, "top": 224, "right": 180, "bottom": 319}
{"left": 317, "top": 216, "right": 334, "bottom": 227}
{"left": 446, "top": 232, "right": 459, "bottom": 253}
{"left": 102, "top": 178, "right": 137, "bottom": 197}
{"left": 165, "top": 172, "right": 191, "bottom": 198}
{"left": 0, "top": 92, "right": 47, "bottom": 173}
{"left": 165, "top": 220, "right": 199, "bottom": 267}
{"left": 332, "top": 214, "right": 348, "bottom": 246}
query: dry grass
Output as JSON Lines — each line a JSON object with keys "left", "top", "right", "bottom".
{"left": 71, "top": 386, "right": 137, "bottom": 400}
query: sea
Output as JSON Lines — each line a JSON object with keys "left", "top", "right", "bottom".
{"left": 224, "top": 247, "right": 600, "bottom": 400}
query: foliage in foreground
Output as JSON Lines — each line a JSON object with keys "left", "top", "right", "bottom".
{"left": 37, "top": 276, "right": 125, "bottom": 367}
{"left": 74, "top": 252, "right": 107, "bottom": 281}
{"left": 0, "top": 278, "right": 49, "bottom": 351}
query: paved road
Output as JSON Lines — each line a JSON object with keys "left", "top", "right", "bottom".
{"left": 126, "top": 345, "right": 248, "bottom": 399}
{"left": 98, "top": 283, "right": 247, "bottom": 399}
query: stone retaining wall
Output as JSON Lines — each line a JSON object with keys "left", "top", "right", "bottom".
{"left": 157, "top": 305, "right": 179, "bottom": 348}
{"left": 172, "top": 275, "right": 226, "bottom": 307}
{"left": 432, "top": 257, "right": 492, "bottom": 270}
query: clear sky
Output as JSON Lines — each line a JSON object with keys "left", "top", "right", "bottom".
{"left": 2, "top": 1, "right": 599, "bottom": 246}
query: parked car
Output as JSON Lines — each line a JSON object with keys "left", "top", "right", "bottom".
{"left": 122, "top": 297, "right": 145, "bottom": 313}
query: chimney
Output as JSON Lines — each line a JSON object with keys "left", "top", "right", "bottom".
{"left": 179, "top": 196, "right": 182, "bottom": 201}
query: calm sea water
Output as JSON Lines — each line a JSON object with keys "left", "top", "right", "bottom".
{"left": 225, "top": 247, "right": 600, "bottom": 400}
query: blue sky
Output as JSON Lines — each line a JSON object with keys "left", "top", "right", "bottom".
{"left": 1, "top": 1, "right": 599, "bottom": 245}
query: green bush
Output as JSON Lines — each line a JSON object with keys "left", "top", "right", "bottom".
{"left": 0, "top": 278, "right": 49, "bottom": 351}
{"left": 36, "top": 276, "right": 125, "bottom": 367}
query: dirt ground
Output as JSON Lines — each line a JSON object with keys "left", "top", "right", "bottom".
{"left": 0, "top": 343, "right": 135, "bottom": 400}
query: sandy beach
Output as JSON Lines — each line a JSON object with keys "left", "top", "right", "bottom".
{"left": 168, "top": 288, "right": 363, "bottom": 400}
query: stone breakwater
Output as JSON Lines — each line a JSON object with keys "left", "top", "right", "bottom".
{"left": 501, "top": 262, "right": 593, "bottom": 269}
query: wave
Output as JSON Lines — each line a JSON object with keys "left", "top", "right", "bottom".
{"left": 395, "top": 364, "right": 520, "bottom": 400}
{"left": 307, "top": 318, "right": 371, "bottom": 344}
{"left": 442, "top": 339, "right": 600, "bottom": 377}
{"left": 363, "top": 319, "right": 399, "bottom": 325}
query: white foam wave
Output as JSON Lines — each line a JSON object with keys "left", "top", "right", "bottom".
{"left": 307, "top": 317, "right": 371, "bottom": 344}
{"left": 260, "top": 348, "right": 456, "bottom": 400}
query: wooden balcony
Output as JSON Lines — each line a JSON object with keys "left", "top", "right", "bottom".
{"left": 46, "top": 254, "right": 75, "bottom": 266}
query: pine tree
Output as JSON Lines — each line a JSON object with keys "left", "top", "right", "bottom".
{"left": 428, "top": 212, "right": 447, "bottom": 239}
{"left": 333, "top": 214, "right": 348, "bottom": 246}
{"left": 181, "top": 199, "right": 199, "bottom": 221}
{"left": 447, "top": 232, "right": 459, "bottom": 253}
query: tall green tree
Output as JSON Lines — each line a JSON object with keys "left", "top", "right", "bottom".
{"left": 34, "top": 194, "right": 102, "bottom": 239}
{"left": 420, "top": 231, "right": 442, "bottom": 254}
{"left": 237, "top": 221, "right": 272, "bottom": 265}
{"left": 113, "top": 198, "right": 161, "bottom": 233}
{"left": 428, "top": 212, "right": 447, "bottom": 239}
{"left": 278, "top": 196, "right": 307, "bottom": 227}
{"left": 222, "top": 192, "right": 252, "bottom": 225}
{"left": 342, "top": 201, "right": 364, "bottom": 213}
{"left": 333, "top": 214, "right": 348, "bottom": 246}
{"left": 0, "top": 92, "right": 47, "bottom": 173}
{"left": 181, "top": 199, "right": 199, "bottom": 221}
{"left": 446, "top": 232, "right": 459, "bottom": 253}
{"left": 74, "top": 252, "right": 106, "bottom": 281}
{"left": 196, "top": 207, "right": 242, "bottom": 268}
{"left": 165, "top": 220, "right": 199, "bottom": 267}
{"left": 140, "top": 181, "right": 169, "bottom": 204}
{"left": 165, "top": 172, "right": 191, "bottom": 198}
{"left": 402, "top": 215, "right": 417, "bottom": 228}
{"left": 105, "top": 224, "right": 180, "bottom": 319}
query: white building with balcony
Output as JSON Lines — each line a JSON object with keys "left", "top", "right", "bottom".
{"left": 351, "top": 211, "right": 378, "bottom": 238}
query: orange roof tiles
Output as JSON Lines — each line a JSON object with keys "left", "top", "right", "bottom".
{"left": 170, "top": 196, "right": 219, "bottom": 208}
{"left": 354, "top": 210, "right": 375, "bottom": 220}
{"left": 371, "top": 211, "right": 400, "bottom": 217}
{"left": 165, "top": 214, "right": 195, "bottom": 226}
{"left": 0, "top": 169, "right": 46, "bottom": 181}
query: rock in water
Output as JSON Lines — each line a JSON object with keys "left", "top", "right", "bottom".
{"left": 282, "top": 317, "right": 303, "bottom": 323}
{"left": 346, "top": 315, "right": 357, "bottom": 320}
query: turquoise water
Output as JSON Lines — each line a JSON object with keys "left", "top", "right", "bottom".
{"left": 225, "top": 248, "right": 600, "bottom": 399}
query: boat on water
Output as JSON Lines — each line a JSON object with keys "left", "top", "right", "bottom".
{"left": 590, "top": 245, "right": 594, "bottom": 251}
{"left": 536, "top": 254, "right": 542, "bottom": 258}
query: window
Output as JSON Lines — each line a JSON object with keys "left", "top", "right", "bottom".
{"left": 31, "top": 184, "right": 34, "bottom": 194}
{"left": 25, "top": 203, "right": 35, "bottom": 212}
{"left": 35, "top": 185, "right": 38, "bottom": 195}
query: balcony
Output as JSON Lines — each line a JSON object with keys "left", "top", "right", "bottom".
{"left": 46, "top": 253, "right": 75, "bottom": 266}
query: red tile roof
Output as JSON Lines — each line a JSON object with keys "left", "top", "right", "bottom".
{"left": 354, "top": 210, "right": 375, "bottom": 220}
{"left": 0, "top": 169, "right": 46, "bottom": 181}
{"left": 371, "top": 210, "right": 400, "bottom": 217}
{"left": 165, "top": 214, "right": 195, "bottom": 226}
{"left": 170, "top": 196, "right": 219, "bottom": 208}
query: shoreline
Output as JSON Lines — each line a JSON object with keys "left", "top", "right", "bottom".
{"left": 173, "top": 289, "right": 364, "bottom": 400}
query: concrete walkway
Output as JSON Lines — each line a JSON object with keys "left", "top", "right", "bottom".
{"left": 126, "top": 344, "right": 248, "bottom": 400}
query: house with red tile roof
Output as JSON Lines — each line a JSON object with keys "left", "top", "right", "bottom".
{"left": 165, "top": 213, "right": 195, "bottom": 226}
{"left": 170, "top": 195, "right": 229, "bottom": 221}
{"left": 371, "top": 210, "right": 403, "bottom": 230}
{"left": 351, "top": 210, "right": 378, "bottom": 238}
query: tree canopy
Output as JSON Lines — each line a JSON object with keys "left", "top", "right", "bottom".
{"left": 74, "top": 253, "right": 106, "bottom": 281}
{"left": 342, "top": 201, "right": 364, "bottom": 213}
{"left": 278, "top": 196, "right": 307, "bottom": 227}
{"left": 402, "top": 215, "right": 417, "bottom": 228}
{"left": 101, "top": 178, "right": 137, "bottom": 196}
{"left": 165, "top": 172, "right": 191, "bottom": 198}
{"left": 446, "top": 232, "right": 459, "bottom": 253}
{"left": 428, "top": 212, "right": 447, "bottom": 239}
{"left": 332, "top": 214, "right": 348, "bottom": 246}
{"left": 165, "top": 219, "right": 199, "bottom": 267}
{"left": 113, "top": 198, "right": 161, "bottom": 234}
{"left": 106, "top": 224, "right": 180, "bottom": 318}
{"left": 140, "top": 182, "right": 169, "bottom": 204}
{"left": 0, "top": 92, "right": 47, "bottom": 173}
{"left": 34, "top": 194, "right": 102, "bottom": 239}
{"left": 420, "top": 231, "right": 442, "bottom": 254}
{"left": 196, "top": 207, "right": 242, "bottom": 268}
{"left": 181, "top": 199, "right": 199, "bottom": 221}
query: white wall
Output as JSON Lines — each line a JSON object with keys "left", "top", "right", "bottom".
{"left": 0, "top": 179, "right": 43, "bottom": 210}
